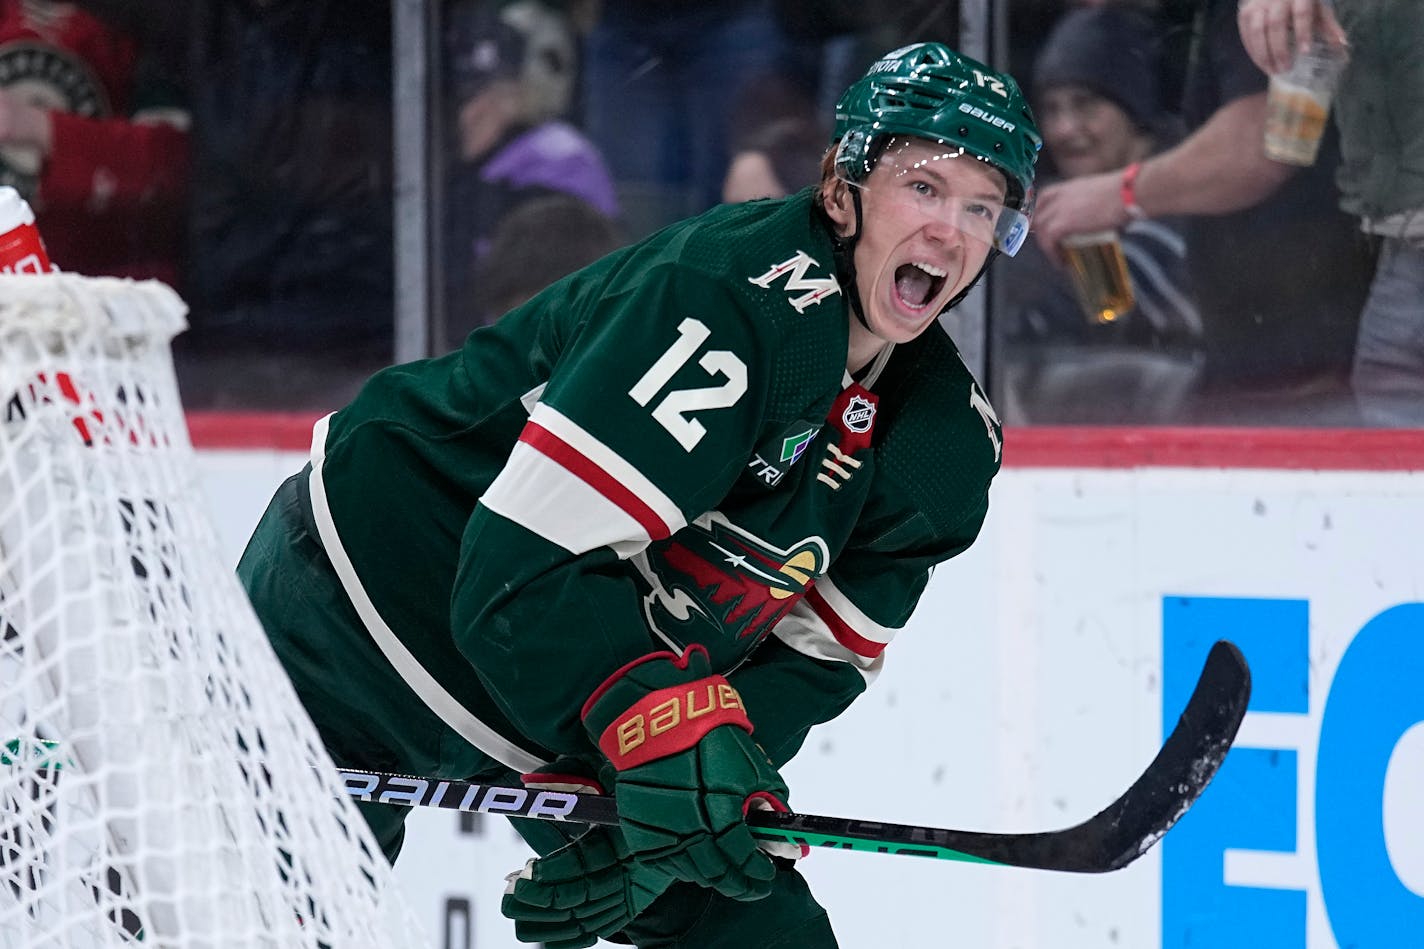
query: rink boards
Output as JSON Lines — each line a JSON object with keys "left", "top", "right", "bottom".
{"left": 195, "top": 424, "right": 1424, "bottom": 949}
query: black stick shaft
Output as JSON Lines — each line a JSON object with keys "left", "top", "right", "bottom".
{"left": 339, "top": 640, "right": 1250, "bottom": 873}
{"left": 340, "top": 769, "right": 621, "bottom": 825}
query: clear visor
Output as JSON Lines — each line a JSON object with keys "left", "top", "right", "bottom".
{"left": 836, "top": 137, "right": 1033, "bottom": 256}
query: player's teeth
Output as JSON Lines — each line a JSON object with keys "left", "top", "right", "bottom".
{"left": 916, "top": 262, "right": 946, "bottom": 278}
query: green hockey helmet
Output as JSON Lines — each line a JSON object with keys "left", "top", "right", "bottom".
{"left": 832, "top": 43, "right": 1042, "bottom": 254}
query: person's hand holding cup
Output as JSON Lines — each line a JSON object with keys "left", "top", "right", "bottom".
{"left": 1263, "top": 38, "right": 1348, "bottom": 166}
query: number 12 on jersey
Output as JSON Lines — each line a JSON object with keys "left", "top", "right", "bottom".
{"left": 628, "top": 318, "right": 748, "bottom": 451}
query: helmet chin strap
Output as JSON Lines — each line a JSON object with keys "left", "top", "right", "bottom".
{"left": 823, "top": 187, "right": 872, "bottom": 332}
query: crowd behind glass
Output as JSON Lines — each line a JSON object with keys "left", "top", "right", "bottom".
{"left": 13, "top": 0, "right": 1416, "bottom": 428}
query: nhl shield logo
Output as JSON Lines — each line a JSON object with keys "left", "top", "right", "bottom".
{"left": 826, "top": 384, "right": 878, "bottom": 457}
{"left": 842, "top": 395, "right": 875, "bottom": 434}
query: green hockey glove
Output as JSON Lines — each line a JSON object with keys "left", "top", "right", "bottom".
{"left": 502, "top": 825, "right": 673, "bottom": 949}
{"left": 582, "top": 644, "right": 791, "bottom": 901}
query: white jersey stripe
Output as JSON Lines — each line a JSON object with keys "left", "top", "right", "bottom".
{"left": 481, "top": 439, "right": 652, "bottom": 556}
{"left": 530, "top": 403, "right": 686, "bottom": 536}
{"left": 307, "top": 413, "right": 548, "bottom": 773}
{"left": 772, "top": 597, "right": 885, "bottom": 686}
{"left": 812, "top": 577, "right": 896, "bottom": 648}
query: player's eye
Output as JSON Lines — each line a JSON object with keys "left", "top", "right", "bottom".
{"left": 963, "top": 201, "right": 995, "bottom": 221}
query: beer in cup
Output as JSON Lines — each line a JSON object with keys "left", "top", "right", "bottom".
{"left": 1061, "top": 230, "right": 1134, "bottom": 324}
{"left": 1263, "top": 38, "right": 1348, "bottom": 167}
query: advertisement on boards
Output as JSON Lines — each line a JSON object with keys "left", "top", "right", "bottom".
{"left": 198, "top": 443, "right": 1423, "bottom": 949}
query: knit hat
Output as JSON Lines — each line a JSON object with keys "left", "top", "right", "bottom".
{"left": 1033, "top": 7, "right": 1162, "bottom": 132}
{"left": 445, "top": 2, "right": 523, "bottom": 101}
{"left": 445, "top": 1, "right": 576, "bottom": 120}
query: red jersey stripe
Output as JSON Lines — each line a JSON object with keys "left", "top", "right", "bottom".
{"left": 806, "top": 585, "right": 887, "bottom": 659}
{"left": 519, "top": 421, "right": 672, "bottom": 540}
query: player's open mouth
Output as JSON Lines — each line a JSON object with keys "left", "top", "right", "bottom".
{"left": 894, "top": 262, "right": 947, "bottom": 311}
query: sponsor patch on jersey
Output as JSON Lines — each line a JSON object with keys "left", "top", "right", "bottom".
{"left": 744, "top": 452, "right": 786, "bottom": 488}
{"left": 780, "top": 427, "right": 817, "bottom": 464}
{"left": 743, "top": 417, "right": 824, "bottom": 490}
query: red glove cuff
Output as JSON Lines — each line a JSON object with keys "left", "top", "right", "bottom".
{"left": 743, "top": 791, "right": 789, "bottom": 816}
{"left": 581, "top": 648, "right": 687, "bottom": 719}
{"left": 596, "top": 675, "right": 752, "bottom": 770}
{"left": 745, "top": 792, "right": 811, "bottom": 859}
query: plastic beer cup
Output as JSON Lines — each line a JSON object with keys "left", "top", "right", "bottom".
{"left": 1263, "top": 37, "right": 1348, "bottom": 167}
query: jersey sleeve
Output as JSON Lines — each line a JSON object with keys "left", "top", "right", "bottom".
{"left": 727, "top": 635, "right": 865, "bottom": 769}
{"left": 451, "top": 261, "right": 781, "bottom": 756}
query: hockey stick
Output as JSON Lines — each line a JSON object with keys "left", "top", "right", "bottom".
{"left": 339, "top": 639, "right": 1250, "bottom": 873}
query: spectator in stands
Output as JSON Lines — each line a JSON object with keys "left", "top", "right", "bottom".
{"left": 1032, "top": 0, "right": 1375, "bottom": 425}
{"left": 999, "top": 5, "right": 1202, "bottom": 424}
{"left": 579, "top": 0, "right": 796, "bottom": 237}
{"left": 1007, "top": 0, "right": 1166, "bottom": 100}
{"left": 721, "top": 114, "right": 827, "bottom": 204}
{"left": 442, "top": 0, "right": 618, "bottom": 334}
{"left": 450, "top": 192, "right": 623, "bottom": 347}
{"left": 0, "top": 0, "right": 188, "bottom": 286}
{"left": 1239, "top": 0, "right": 1424, "bottom": 427}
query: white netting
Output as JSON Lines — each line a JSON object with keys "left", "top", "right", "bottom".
{"left": 0, "top": 274, "right": 428, "bottom": 948}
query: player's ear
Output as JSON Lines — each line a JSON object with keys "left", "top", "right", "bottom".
{"left": 821, "top": 178, "right": 854, "bottom": 235}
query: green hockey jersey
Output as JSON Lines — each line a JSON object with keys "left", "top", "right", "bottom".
{"left": 303, "top": 189, "right": 1003, "bottom": 773}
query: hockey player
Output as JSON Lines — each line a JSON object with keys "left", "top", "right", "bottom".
{"left": 238, "top": 42, "right": 1040, "bottom": 948}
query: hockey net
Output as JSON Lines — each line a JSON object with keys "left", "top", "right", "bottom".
{"left": 0, "top": 274, "right": 427, "bottom": 947}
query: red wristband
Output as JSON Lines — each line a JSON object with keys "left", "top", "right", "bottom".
{"left": 1120, "top": 162, "right": 1147, "bottom": 221}
{"left": 597, "top": 676, "right": 752, "bottom": 770}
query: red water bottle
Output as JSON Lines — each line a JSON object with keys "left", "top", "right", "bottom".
{"left": 0, "top": 185, "right": 52, "bottom": 274}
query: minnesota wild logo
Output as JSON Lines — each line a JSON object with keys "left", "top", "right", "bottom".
{"left": 636, "top": 513, "right": 829, "bottom": 660}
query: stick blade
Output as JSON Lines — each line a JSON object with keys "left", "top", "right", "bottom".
{"left": 747, "top": 640, "right": 1251, "bottom": 872}
{"left": 1003, "top": 638, "right": 1252, "bottom": 872}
